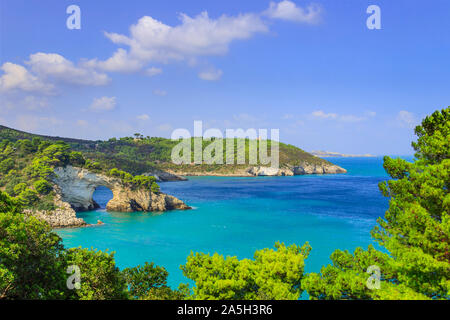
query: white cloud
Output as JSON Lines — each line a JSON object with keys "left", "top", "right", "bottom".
{"left": 94, "top": 10, "right": 268, "bottom": 76}
{"left": 339, "top": 115, "right": 366, "bottom": 123}
{"left": 145, "top": 67, "right": 163, "bottom": 77}
{"left": 152, "top": 89, "right": 167, "bottom": 96}
{"left": 311, "top": 110, "right": 375, "bottom": 122}
{"left": 311, "top": 110, "right": 338, "bottom": 119}
{"left": 265, "top": 1, "right": 322, "bottom": 24}
{"left": 136, "top": 114, "right": 150, "bottom": 120}
{"left": 26, "top": 53, "right": 110, "bottom": 86}
{"left": 90, "top": 96, "right": 117, "bottom": 111}
{"left": 397, "top": 110, "right": 416, "bottom": 128}
{"left": 82, "top": 48, "right": 143, "bottom": 73}
{"left": 0, "top": 62, "right": 53, "bottom": 94}
{"left": 107, "top": 12, "right": 267, "bottom": 61}
{"left": 198, "top": 68, "right": 223, "bottom": 81}
{"left": 81, "top": 2, "right": 322, "bottom": 78}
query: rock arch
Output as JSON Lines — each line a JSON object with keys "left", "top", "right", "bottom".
{"left": 52, "top": 166, "right": 191, "bottom": 212}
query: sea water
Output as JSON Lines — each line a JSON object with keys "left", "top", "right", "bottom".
{"left": 56, "top": 157, "right": 406, "bottom": 293}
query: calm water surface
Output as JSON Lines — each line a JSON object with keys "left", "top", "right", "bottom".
{"left": 57, "top": 157, "right": 408, "bottom": 291}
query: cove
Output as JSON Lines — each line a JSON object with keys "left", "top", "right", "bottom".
{"left": 56, "top": 157, "right": 396, "bottom": 292}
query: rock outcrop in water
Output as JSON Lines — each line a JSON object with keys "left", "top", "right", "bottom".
{"left": 31, "top": 165, "right": 190, "bottom": 228}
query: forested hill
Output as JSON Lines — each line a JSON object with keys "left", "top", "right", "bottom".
{"left": 0, "top": 125, "right": 334, "bottom": 175}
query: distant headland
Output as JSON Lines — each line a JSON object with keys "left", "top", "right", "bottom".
{"left": 310, "top": 150, "right": 376, "bottom": 158}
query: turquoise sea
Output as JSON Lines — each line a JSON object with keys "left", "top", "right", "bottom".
{"left": 56, "top": 157, "right": 407, "bottom": 292}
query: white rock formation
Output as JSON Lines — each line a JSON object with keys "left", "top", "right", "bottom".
{"left": 30, "top": 166, "right": 190, "bottom": 228}
{"left": 246, "top": 163, "right": 347, "bottom": 176}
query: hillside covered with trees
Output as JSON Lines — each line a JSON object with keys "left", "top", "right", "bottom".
{"left": 0, "top": 125, "right": 335, "bottom": 176}
{"left": 0, "top": 136, "right": 160, "bottom": 212}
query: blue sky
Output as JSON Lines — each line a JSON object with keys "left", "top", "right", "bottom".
{"left": 1, "top": 0, "right": 449, "bottom": 155}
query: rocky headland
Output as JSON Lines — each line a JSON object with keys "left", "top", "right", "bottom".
{"left": 166, "top": 162, "right": 347, "bottom": 177}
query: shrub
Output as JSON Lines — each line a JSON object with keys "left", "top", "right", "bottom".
{"left": 34, "top": 179, "right": 53, "bottom": 195}
{"left": 150, "top": 182, "right": 160, "bottom": 193}
{"left": 0, "top": 158, "right": 14, "bottom": 174}
{"left": 69, "top": 151, "right": 85, "bottom": 166}
{"left": 29, "top": 157, "right": 54, "bottom": 179}
{"left": 40, "top": 144, "right": 71, "bottom": 166}
{"left": 181, "top": 242, "right": 311, "bottom": 300}
{"left": 64, "top": 247, "right": 128, "bottom": 300}
{"left": 123, "top": 262, "right": 188, "bottom": 300}
{"left": 85, "top": 159, "right": 102, "bottom": 171}
{"left": 0, "top": 191, "right": 67, "bottom": 299}
{"left": 303, "top": 107, "right": 450, "bottom": 300}
{"left": 17, "top": 188, "right": 39, "bottom": 206}
{"left": 13, "top": 183, "right": 27, "bottom": 196}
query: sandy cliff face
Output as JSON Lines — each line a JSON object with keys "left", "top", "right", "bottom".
{"left": 30, "top": 166, "right": 190, "bottom": 228}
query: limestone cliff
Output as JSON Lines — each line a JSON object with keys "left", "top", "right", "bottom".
{"left": 166, "top": 162, "right": 347, "bottom": 177}
{"left": 247, "top": 163, "right": 347, "bottom": 176}
{"left": 31, "top": 166, "right": 190, "bottom": 228}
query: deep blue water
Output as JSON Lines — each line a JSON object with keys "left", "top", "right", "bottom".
{"left": 56, "top": 157, "right": 408, "bottom": 292}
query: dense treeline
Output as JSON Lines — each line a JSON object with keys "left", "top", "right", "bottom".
{"left": 0, "top": 107, "right": 448, "bottom": 300}
{"left": 0, "top": 137, "right": 93, "bottom": 210}
{"left": 303, "top": 107, "right": 449, "bottom": 300}
{"left": 0, "top": 126, "right": 330, "bottom": 175}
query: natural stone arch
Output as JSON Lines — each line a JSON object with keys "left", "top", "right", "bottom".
{"left": 52, "top": 166, "right": 191, "bottom": 213}
{"left": 92, "top": 185, "right": 114, "bottom": 209}
{"left": 53, "top": 166, "right": 118, "bottom": 211}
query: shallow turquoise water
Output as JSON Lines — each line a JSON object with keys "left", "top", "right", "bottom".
{"left": 56, "top": 157, "right": 406, "bottom": 291}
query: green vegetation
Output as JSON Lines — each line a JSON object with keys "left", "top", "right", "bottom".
{"left": 0, "top": 137, "right": 160, "bottom": 211}
{"left": 181, "top": 242, "right": 311, "bottom": 300}
{"left": 0, "top": 137, "right": 75, "bottom": 211}
{"left": 0, "top": 125, "right": 332, "bottom": 176}
{"left": 0, "top": 192, "right": 67, "bottom": 299}
{"left": 0, "top": 192, "right": 186, "bottom": 300}
{"left": 64, "top": 247, "right": 128, "bottom": 300}
{"left": 123, "top": 262, "right": 188, "bottom": 300}
{"left": 303, "top": 107, "right": 449, "bottom": 300}
{"left": 109, "top": 168, "right": 157, "bottom": 190}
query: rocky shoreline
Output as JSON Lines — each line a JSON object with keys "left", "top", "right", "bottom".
{"left": 24, "top": 191, "right": 87, "bottom": 229}
{"left": 166, "top": 163, "right": 347, "bottom": 178}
